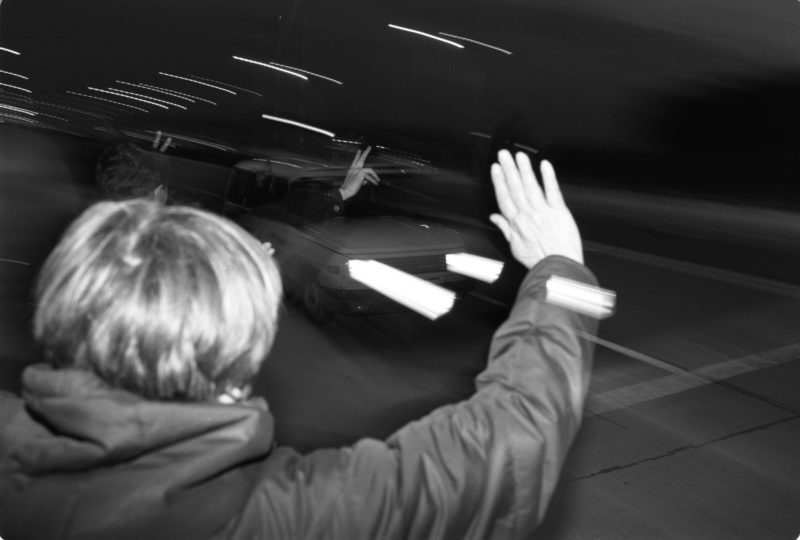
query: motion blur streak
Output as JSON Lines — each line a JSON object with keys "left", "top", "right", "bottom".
{"left": 106, "top": 87, "right": 188, "bottom": 110}
{"left": 117, "top": 82, "right": 197, "bottom": 103}
{"left": 189, "top": 75, "right": 263, "bottom": 97}
{"left": 0, "top": 70, "right": 28, "bottom": 79}
{"left": 0, "top": 47, "right": 21, "bottom": 55}
{"left": 66, "top": 91, "right": 150, "bottom": 112}
{"left": 261, "top": 114, "right": 334, "bottom": 137}
{"left": 138, "top": 83, "right": 217, "bottom": 105}
{"left": 87, "top": 87, "right": 169, "bottom": 110}
{"left": 438, "top": 32, "right": 512, "bottom": 54}
{"left": 0, "top": 82, "right": 31, "bottom": 93}
{"left": 158, "top": 73, "right": 237, "bottom": 95}
{"left": 348, "top": 260, "right": 456, "bottom": 320}
{"left": 268, "top": 62, "right": 343, "bottom": 85}
{"left": 232, "top": 56, "right": 309, "bottom": 81}
{"left": 387, "top": 24, "right": 464, "bottom": 49}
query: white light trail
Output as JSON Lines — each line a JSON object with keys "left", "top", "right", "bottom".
{"left": 446, "top": 253, "right": 504, "bottom": 283}
{"left": 348, "top": 260, "right": 456, "bottom": 320}
{"left": 0, "top": 81, "right": 31, "bottom": 93}
{"left": 138, "top": 83, "right": 217, "bottom": 105}
{"left": 388, "top": 24, "right": 464, "bottom": 49}
{"left": 88, "top": 87, "right": 168, "bottom": 109}
{"left": 545, "top": 276, "right": 616, "bottom": 319}
{"left": 117, "top": 81, "right": 195, "bottom": 103}
{"left": 159, "top": 72, "right": 237, "bottom": 95}
{"left": 144, "top": 130, "right": 236, "bottom": 152}
{"left": 190, "top": 75, "right": 263, "bottom": 96}
{"left": 514, "top": 143, "right": 539, "bottom": 154}
{"left": 233, "top": 56, "right": 308, "bottom": 81}
{"left": 0, "top": 70, "right": 28, "bottom": 80}
{"left": 0, "top": 103, "right": 36, "bottom": 115}
{"left": 438, "top": 32, "right": 513, "bottom": 55}
{"left": 268, "top": 62, "right": 342, "bottom": 85}
{"left": 254, "top": 158, "right": 301, "bottom": 168}
{"left": 39, "top": 102, "right": 109, "bottom": 119}
{"left": 0, "top": 47, "right": 21, "bottom": 55}
{"left": 36, "top": 111, "right": 69, "bottom": 122}
{"left": 0, "top": 112, "right": 36, "bottom": 124}
{"left": 261, "top": 113, "right": 335, "bottom": 137}
{"left": 67, "top": 91, "right": 150, "bottom": 113}
{"left": 468, "top": 131, "right": 491, "bottom": 139}
{"left": 107, "top": 87, "right": 187, "bottom": 109}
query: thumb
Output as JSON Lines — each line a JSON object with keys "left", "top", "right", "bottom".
{"left": 489, "top": 213, "right": 512, "bottom": 242}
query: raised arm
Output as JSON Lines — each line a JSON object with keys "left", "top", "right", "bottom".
{"left": 225, "top": 151, "right": 598, "bottom": 540}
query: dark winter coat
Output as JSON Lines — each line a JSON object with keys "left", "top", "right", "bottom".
{"left": 0, "top": 256, "right": 598, "bottom": 539}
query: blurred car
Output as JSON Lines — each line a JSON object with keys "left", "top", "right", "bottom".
{"left": 227, "top": 157, "right": 472, "bottom": 321}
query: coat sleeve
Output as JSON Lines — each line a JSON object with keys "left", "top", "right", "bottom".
{"left": 222, "top": 256, "right": 599, "bottom": 540}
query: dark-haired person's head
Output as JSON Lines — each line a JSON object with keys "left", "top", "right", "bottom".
{"left": 95, "top": 143, "right": 169, "bottom": 202}
{"left": 33, "top": 200, "right": 282, "bottom": 401}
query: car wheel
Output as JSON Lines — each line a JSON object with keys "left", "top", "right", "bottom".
{"left": 302, "top": 281, "right": 333, "bottom": 324}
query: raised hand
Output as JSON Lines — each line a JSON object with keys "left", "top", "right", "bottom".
{"left": 339, "top": 146, "right": 380, "bottom": 200}
{"left": 489, "top": 150, "right": 583, "bottom": 269}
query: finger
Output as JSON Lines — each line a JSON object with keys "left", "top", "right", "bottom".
{"left": 489, "top": 213, "right": 512, "bottom": 242}
{"left": 350, "top": 149, "right": 363, "bottom": 168}
{"left": 515, "top": 152, "right": 544, "bottom": 208}
{"left": 497, "top": 150, "right": 528, "bottom": 212}
{"left": 364, "top": 169, "right": 380, "bottom": 184}
{"left": 490, "top": 162, "right": 517, "bottom": 219}
{"left": 539, "top": 160, "right": 565, "bottom": 208}
{"left": 360, "top": 145, "right": 372, "bottom": 162}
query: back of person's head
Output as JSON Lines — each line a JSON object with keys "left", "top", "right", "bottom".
{"left": 95, "top": 143, "right": 169, "bottom": 202}
{"left": 33, "top": 200, "right": 282, "bottom": 401}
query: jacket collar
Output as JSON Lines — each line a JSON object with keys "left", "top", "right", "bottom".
{"left": 8, "top": 363, "right": 275, "bottom": 475}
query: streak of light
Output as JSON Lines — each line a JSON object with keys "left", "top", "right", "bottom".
{"left": 0, "top": 258, "right": 30, "bottom": 266}
{"left": 255, "top": 156, "right": 329, "bottom": 167}
{"left": 39, "top": 102, "right": 110, "bottom": 119}
{"left": 348, "top": 260, "right": 456, "bottom": 320}
{"left": 0, "top": 82, "right": 32, "bottom": 93}
{"left": 468, "top": 131, "right": 491, "bottom": 139}
{"left": 67, "top": 91, "right": 150, "bottom": 113}
{"left": 268, "top": 62, "right": 342, "bottom": 85}
{"left": 261, "top": 113, "right": 334, "bottom": 137}
{"left": 189, "top": 75, "right": 263, "bottom": 96}
{"left": 446, "top": 253, "right": 504, "bottom": 283}
{"left": 545, "top": 276, "right": 616, "bottom": 319}
{"left": 117, "top": 81, "right": 196, "bottom": 103}
{"left": 35, "top": 111, "right": 69, "bottom": 122}
{"left": 144, "top": 130, "right": 236, "bottom": 152}
{"left": 232, "top": 56, "right": 309, "bottom": 81}
{"left": 388, "top": 24, "right": 464, "bottom": 49}
{"left": 107, "top": 87, "right": 188, "bottom": 109}
{"left": 0, "top": 103, "right": 36, "bottom": 115}
{"left": 0, "top": 112, "right": 36, "bottom": 124}
{"left": 0, "top": 47, "right": 21, "bottom": 55}
{"left": 159, "top": 72, "right": 237, "bottom": 95}
{"left": 254, "top": 158, "right": 301, "bottom": 168}
{"left": 514, "top": 143, "right": 539, "bottom": 154}
{"left": 0, "top": 70, "right": 28, "bottom": 80}
{"left": 88, "top": 87, "right": 169, "bottom": 109}
{"left": 138, "top": 83, "right": 217, "bottom": 105}
{"left": 438, "top": 32, "right": 513, "bottom": 55}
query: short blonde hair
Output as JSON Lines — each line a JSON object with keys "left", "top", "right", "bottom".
{"left": 34, "top": 200, "right": 282, "bottom": 401}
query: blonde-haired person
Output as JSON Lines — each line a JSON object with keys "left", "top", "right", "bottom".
{"left": 0, "top": 150, "right": 601, "bottom": 539}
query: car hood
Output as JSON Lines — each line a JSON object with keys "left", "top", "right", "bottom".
{"left": 302, "top": 216, "right": 464, "bottom": 256}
